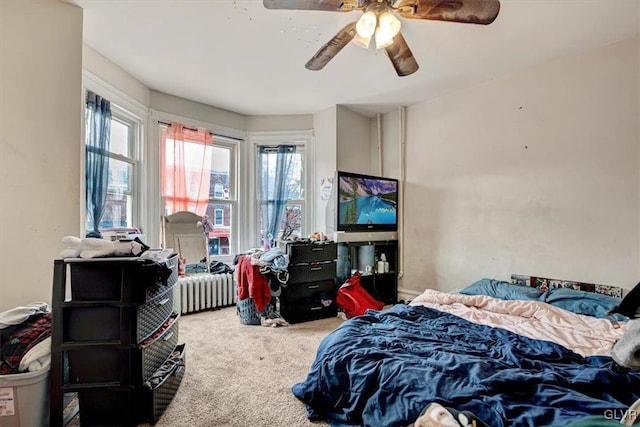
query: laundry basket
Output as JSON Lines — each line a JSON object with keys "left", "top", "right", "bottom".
{"left": 0, "top": 367, "right": 50, "bottom": 427}
{"left": 237, "top": 298, "right": 262, "bottom": 325}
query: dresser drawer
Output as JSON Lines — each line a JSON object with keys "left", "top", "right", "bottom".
{"left": 281, "top": 279, "right": 336, "bottom": 324}
{"left": 281, "top": 301, "right": 337, "bottom": 324}
{"left": 67, "top": 314, "right": 179, "bottom": 386}
{"left": 283, "top": 279, "right": 335, "bottom": 301}
{"left": 288, "top": 261, "right": 336, "bottom": 284}
{"left": 68, "top": 254, "right": 178, "bottom": 303}
{"left": 63, "top": 286, "right": 174, "bottom": 344}
{"left": 286, "top": 242, "right": 337, "bottom": 264}
{"left": 77, "top": 343, "right": 185, "bottom": 426}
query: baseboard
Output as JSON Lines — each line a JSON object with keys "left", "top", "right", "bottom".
{"left": 397, "top": 288, "right": 422, "bottom": 304}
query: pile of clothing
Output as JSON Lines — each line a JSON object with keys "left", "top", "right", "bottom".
{"left": 0, "top": 303, "right": 52, "bottom": 375}
{"left": 235, "top": 247, "right": 289, "bottom": 327}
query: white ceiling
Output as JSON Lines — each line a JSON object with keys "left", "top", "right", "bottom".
{"left": 70, "top": 0, "right": 639, "bottom": 117}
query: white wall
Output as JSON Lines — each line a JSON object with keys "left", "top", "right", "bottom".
{"left": 83, "top": 45, "right": 150, "bottom": 108}
{"left": 0, "top": 0, "right": 83, "bottom": 311}
{"left": 149, "top": 91, "right": 247, "bottom": 132}
{"left": 247, "top": 115, "right": 313, "bottom": 132}
{"left": 336, "top": 105, "right": 372, "bottom": 175}
{"left": 381, "top": 110, "right": 401, "bottom": 179}
{"left": 402, "top": 36, "right": 640, "bottom": 294}
{"left": 313, "top": 106, "right": 338, "bottom": 234}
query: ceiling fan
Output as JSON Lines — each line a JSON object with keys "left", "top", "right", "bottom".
{"left": 263, "top": 0, "right": 500, "bottom": 77}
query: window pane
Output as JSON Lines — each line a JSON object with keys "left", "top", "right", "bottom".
{"left": 205, "top": 203, "right": 232, "bottom": 255}
{"left": 257, "top": 146, "right": 305, "bottom": 244}
{"left": 110, "top": 120, "right": 130, "bottom": 157}
{"left": 164, "top": 138, "right": 213, "bottom": 202}
{"left": 280, "top": 204, "right": 302, "bottom": 241}
{"left": 260, "top": 150, "right": 303, "bottom": 200}
{"left": 98, "top": 158, "right": 133, "bottom": 229}
{"left": 100, "top": 193, "right": 133, "bottom": 229}
{"left": 209, "top": 146, "right": 231, "bottom": 200}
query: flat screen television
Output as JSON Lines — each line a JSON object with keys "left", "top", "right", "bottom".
{"left": 336, "top": 171, "right": 398, "bottom": 232}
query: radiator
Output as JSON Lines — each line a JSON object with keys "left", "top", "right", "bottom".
{"left": 174, "top": 273, "right": 236, "bottom": 314}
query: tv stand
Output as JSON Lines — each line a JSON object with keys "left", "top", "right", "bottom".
{"left": 336, "top": 238, "right": 398, "bottom": 305}
{"left": 332, "top": 231, "right": 398, "bottom": 243}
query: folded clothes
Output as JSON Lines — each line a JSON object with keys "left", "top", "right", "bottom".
{"left": 1, "top": 312, "right": 52, "bottom": 374}
{"left": 19, "top": 337, "right": 51, "bottom": 373}
{"left": 0, "top": 302, "right": 50, "bottom": 329}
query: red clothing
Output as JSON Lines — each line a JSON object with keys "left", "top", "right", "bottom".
{"left": 236, "top": 256, "right": 271, "bottom": 313}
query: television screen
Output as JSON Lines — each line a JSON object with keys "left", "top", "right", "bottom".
{"left": 336, "top": 171, "right": 398, "bottom": 232}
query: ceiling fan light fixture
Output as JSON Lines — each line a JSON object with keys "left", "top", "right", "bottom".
{"left": 352, "top": 32, "right": 373, "bottom": 48}
{"left": 375, "top": 11, "right": 401, "bottom": 49}
{"left": 353, "top": 10, "right": 377, "bottom": 48}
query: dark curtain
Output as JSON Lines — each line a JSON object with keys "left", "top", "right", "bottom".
{"left": 85, "top": 90, "right": 111, "bottom": 238}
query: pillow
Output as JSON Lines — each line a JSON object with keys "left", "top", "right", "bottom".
{"left": 460, "top": 279, "right": 545, "bottom": 301}
{"left": 543, "top": 287, "right": 628, "bottom": 321}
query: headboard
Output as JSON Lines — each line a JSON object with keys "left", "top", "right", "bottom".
{"left": 510, "top": 274, "right": 623, "bottom": 298}
{"left": 163, "top": 211, "right": 210, "bottom": 270}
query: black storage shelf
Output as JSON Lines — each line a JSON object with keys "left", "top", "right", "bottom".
{"left": 50, "top": 256, "right": 184, "bottom": 427}
{"left": 336, "top": 240, "right": 398, "bottom": 305}
{"left": 281, "top": 242, "right": 338, "bottom": 323}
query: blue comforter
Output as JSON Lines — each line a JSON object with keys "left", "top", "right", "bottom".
{"left": 292, "top": 304, "right": 640, "bottom": 427}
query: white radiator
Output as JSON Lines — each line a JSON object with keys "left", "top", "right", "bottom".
{"left": 174, "top": 273, "right": 236, "bottom": 314}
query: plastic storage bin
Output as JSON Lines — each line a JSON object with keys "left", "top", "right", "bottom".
{"left": 0, "top": 367, "right": 50, "bottom": 427}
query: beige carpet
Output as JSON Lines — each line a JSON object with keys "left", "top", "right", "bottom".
{"left": 148, "top": 307, "right": 344, "bottom": 427}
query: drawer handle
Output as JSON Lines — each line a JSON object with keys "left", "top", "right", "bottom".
{"left": 310, "top": 267, "right": 322, "bottom": 271}
{"left": 157, "top": 297, "right": 170, "bottom": 306}
{"left": 163, "top": 331, "right": 174, "bottom": 341}
{"left": 311, "top": 247, "right": 323, "bottom": 251}
{"left": 311, "top": 306, "right": 322, "bottom": 311}
{"left": 307, "top": 285, "right": 320, "bottom": 289}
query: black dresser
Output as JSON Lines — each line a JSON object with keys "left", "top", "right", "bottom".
{"left": 280, "top": 242, "right": 337, "bottom": 323}
{"left": 49, "top": 254, "right": 185, "bottom": 426}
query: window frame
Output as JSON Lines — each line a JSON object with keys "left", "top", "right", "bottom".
{"left": 157, "top": 119, "right": 241, "bottom": 262}
{"left": 98, "top": 109, "right": 139, "bottom": 230}
{"left": 249, "top": 131, "right": 314, "bottom": 248}
{"left": 81, "top": 73, "right": 145, "bottom": 238}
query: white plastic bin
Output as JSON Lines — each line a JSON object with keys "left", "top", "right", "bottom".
{"left": 0, "top": 367, "right": 49, "bottom": 427}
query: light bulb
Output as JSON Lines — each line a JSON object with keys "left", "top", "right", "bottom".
{"left": 353, "top": 11, "right": 376, "bottom": 48}
{"left": 356, "top": 11, "right": 377, "bottom": 37}
{"left": 375, "top": 11, "right": 401, "bottom": 49}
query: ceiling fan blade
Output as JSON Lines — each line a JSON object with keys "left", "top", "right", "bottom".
{"left": 384, "top": 32, "right": 419, "bottom": 77}
{"left": 305, "top": 22, "right": 357, "bottom": 71}
{"left": 396, "top": 0, "right": 500, "bottom": 25}
{"left": 263, "top": 0, "right": 358, "bottom": 12}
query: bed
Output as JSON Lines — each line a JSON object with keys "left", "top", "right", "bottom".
{"left": 292, "top": 276, "right": 640, "bottom": 427}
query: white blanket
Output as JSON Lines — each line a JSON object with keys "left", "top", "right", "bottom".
{"left": 410, "top": 289, "right": 625, "bottom": 357}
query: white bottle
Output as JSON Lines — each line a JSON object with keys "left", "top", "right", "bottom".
{"left": 380, "top": 253, "right": 389, "bottom": 273}
{"left": 377, "top": 258, "right": 385, "bottom": 274}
